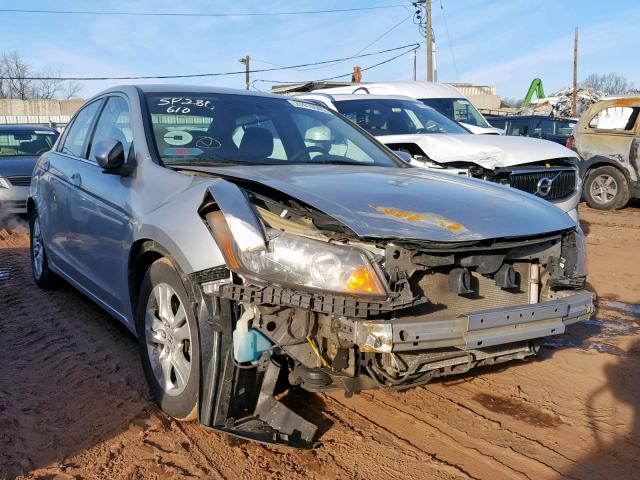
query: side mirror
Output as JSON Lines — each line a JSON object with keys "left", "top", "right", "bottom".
{"left": 94, "top": 139, "right": 125, "bottom": 172}
{"left": 393, "top": 150, "right": 412, "bottom": 163}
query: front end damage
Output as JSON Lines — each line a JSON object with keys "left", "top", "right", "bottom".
{"left": 191, "top": 177, "right": 594, "bottom": 448}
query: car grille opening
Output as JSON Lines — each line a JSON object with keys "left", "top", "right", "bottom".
{"left": 406, "top": 263, "right": 532, "bottom": 319}
{"left": 508, "top": 169, "right": 576, "bottom": 201}
{"left": 7, "top": 176, "right": 31, "bottom": 187}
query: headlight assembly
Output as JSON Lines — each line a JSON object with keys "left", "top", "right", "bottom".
{"left": 0, "top": 177, "right": 10, "bottom": 189}
{"left": 207, "top": 211, "right": 387, "bottom": 297}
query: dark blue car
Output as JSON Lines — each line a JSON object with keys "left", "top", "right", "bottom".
{"left": 0, "top": 125, "right": 59, "bottom": 215}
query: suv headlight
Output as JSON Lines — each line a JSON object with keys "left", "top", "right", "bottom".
{"left": 207, "top": 211, "right": 387, "bottom": 297}
{"left": 0, "top": 176, "right": 10, "bottom": 189}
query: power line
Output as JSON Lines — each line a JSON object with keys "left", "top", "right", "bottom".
{"left": 320, "top": 45, "right": 419, "bottom": 80}
{"left": 0, "top": 43, "right": 419, "bottom": 81}
{"left": 252, "top": 14, "right": 411, "bottom": 74}
{"left": 439, "top": 0, "right": 459, "bottom": 81}
{"left": 295, "top": 13, "right": 414, "bottom": 72}
{"left": 254, "top": 44, "right": 419, "bottom": 85}
{"left": 0, "top": 5, "right": 406, "bottom": 18}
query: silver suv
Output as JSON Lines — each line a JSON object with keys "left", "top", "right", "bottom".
{"left": 29, "top": 85, "right": 594, "bottom": 447}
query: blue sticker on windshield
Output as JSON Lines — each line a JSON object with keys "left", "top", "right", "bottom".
{"left": 164, "top": 147, "right": 203, "bottom": 156}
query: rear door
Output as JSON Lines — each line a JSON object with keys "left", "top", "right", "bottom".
{"left": 41, "top": 99, "right": 103, "bottom": 275}
{"left": 64, "top": 95, "right": 134, "bottom": 318}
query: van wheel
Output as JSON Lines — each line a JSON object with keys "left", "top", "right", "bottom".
{"left": 584, "top": 166, "right": 630, "bottom": 210}
{"left": 136, "top": 258, "right": 199, "bottom": 421}
{"left": 29, "top": 210, "right": 59, "bottom": 289}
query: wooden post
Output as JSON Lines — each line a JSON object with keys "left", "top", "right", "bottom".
{"left": 572, "top": 27, "right": 578, "bottom": 117}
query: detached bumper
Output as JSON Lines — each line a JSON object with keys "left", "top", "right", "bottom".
{"left": 354, "top": 290, "right": 595, "bottom": 353}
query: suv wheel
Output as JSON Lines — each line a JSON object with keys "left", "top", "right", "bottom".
{"left": 29, "top": 210, "right": 59, "bottom": 289}
{"left": 584, "top": 166, "right": 630, "bottom": 210}
{"left": 136, "top": 258, "right": 199, "bottom": 420}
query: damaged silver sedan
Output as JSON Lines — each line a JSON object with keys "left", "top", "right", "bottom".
{"left": 29, "top": 85, "right": 594, "bottom": 447}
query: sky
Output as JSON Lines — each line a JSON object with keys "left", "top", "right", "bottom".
{"left": 1, "top": 0, "right": 638, "bottom": 100}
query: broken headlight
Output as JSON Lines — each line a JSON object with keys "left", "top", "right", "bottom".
{"left": 207, "top": 211, "right": 387, "bottom": 296}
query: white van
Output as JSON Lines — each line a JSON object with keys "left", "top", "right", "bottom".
{"left": 310, "top": 81, "right": 502, "bottom": 135}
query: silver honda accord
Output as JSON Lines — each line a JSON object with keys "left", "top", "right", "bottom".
{"left": 28, "top": 85, "right": 594, "bottom": 447}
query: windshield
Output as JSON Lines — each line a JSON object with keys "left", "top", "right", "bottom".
{"left": 0, "top": 129, "right": 58, "bottom": 157}
{"left": 145, "top": 93, "right": 401, "bottom": 168}
{"left": 334, "top": 98, "right": 468, "bottom": 135}
{"left": 419, "top": 98, "right": 490, "bottom": 128}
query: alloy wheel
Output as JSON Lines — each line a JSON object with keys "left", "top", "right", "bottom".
{"left": 145, "top": 283, "right": 192, "bottom": 396}
{"left": 590, "top": 174, "right": 618, "bottom": 204}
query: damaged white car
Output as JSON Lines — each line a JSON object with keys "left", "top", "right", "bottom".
{"left": 29, "top": 86, "right": 594, "bottom": 448}
{"left": 297, "top": 93, "right": 583, "bottom": 222}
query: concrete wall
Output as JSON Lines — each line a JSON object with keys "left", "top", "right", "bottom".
{"left": 0, "top": 98, "right": 85, "bottom": 128}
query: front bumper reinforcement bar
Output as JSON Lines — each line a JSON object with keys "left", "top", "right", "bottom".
{"left": 352, "top": 290, "right": 595, "bottom": 352}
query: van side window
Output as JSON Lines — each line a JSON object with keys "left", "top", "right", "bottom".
{"left": 589, "top": 106, "right": 640, "bottom": 131}
{"left": 59, "top": 101, "right": 102, "bottom": 158}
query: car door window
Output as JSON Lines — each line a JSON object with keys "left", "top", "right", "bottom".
{"left": 589, "top": 106, "right": 640, "bottom": 131}
{"left": 59, "top": 100, "right": 102, "bottom": 158}
{"left": 88, "top": 96, "right": 133, "bottom": 162}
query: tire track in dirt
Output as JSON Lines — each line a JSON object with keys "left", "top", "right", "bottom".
{"left": 2, "top": 209, "right": 640, "bottom": 480}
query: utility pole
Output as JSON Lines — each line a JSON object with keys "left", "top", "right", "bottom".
{"left": 239, "top": 55, "right": 250, "bottom": 90}
{"left": 572, "top": 27, "right": 578, "bottom": 117}
{"left": 426, "top": 0, "right": 433, "bottom": 82}
{"left": 411, "top": 50, "right": 417, "bottom": 81}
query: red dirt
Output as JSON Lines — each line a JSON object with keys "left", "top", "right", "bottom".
{"left": 1, "top": 203, "right": 639, "bottom": 480}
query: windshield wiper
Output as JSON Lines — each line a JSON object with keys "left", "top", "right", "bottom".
{"left": 166, "top": 158, "right": 252, "bottom": 168}
{"left": 307, "top": 159, "right": 365, "bottom": 166}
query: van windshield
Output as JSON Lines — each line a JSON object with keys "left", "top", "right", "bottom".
{"left": 419, "top": 98, "right": 490, "bottom": 127}
{"left": 334, "top": 98, "right": 468, "bottom": 135}
{"left": 145, "top": 93, "right": 401, "bottom": 168}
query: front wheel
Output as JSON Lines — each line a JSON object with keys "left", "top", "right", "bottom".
{"left": 136, "top": 258, "right": 199, "bottom": 420}
{"left": 583, "top": 166, "right": 630, "bottom": 210}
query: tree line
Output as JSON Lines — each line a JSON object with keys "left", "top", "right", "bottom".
{"left": 0, "top": 51, "right": 82, "bottom": 100}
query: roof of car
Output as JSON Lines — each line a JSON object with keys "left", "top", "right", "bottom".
{"left": 0, "top": 124, "right": 59, "bottom": 132}
{"left": 485, "top": 115, "right": 577, "bottom": 122}
{"left": 297, "top": 93, "right": 418, "bottom": 102}
{"left": 98, "top": 84, "right": 284, "bottom": 99}
{"left": 312, "top": 81, "right": 465, "bottom": 99}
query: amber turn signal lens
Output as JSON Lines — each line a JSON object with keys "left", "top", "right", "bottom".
{"left": 346, "top": 266, "right": 384, "bottom": 295}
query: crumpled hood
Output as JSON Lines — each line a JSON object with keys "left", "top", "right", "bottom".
{"left": 192, "top": 164, "right": 574, "bottom": 242}
{"left": 377, "top": 133, "right": 578, "bottom": 169}
{"left": 0, "top": 156, "right": 38, "bottom": 177}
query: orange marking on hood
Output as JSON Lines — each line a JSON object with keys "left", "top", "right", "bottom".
{"left": 371, "top": 206, "right": 467, "bottom": 233}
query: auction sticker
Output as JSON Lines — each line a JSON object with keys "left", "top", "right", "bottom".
{"left": 164, "top": 130, "right": 193, "bottom": 146}
{"left": 164, "top": 147, "right": 203, "bottom": 156}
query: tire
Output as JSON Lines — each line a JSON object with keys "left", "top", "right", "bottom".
{"left": 135, "top": 258, "right": 199, "bottom": 421}
{"left": 29, "top": 210, "right": 60, "bottom": 289}
{"left": 583, "top": 166, "right": 630, "bottom": 210}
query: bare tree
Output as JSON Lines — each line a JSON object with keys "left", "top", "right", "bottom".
{"left": 0, "top": 51, "right": 83, "bottom": 100}
{"left": 582, "top": 73, "right": 634, "bottom": 95}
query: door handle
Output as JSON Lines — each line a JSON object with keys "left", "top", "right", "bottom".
{"left": 70, "top": 172, "right": 82, "bottom": 187}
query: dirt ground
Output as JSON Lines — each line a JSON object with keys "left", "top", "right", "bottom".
{"left": 1, "top": 202, "right": 639, "bottom": 480}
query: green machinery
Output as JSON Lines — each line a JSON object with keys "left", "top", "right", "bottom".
{"left": 522, "top": 78, "right": 545, "bottom": 107}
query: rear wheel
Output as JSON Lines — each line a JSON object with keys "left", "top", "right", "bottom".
{"left": 136, "top": 258, "right": 199, "bottom": 420}
{"left": 29, "top": 210, "right": 59, "bottom": 289}
{"left": 583, "top": 166, "right": 630, "bottom": 210}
